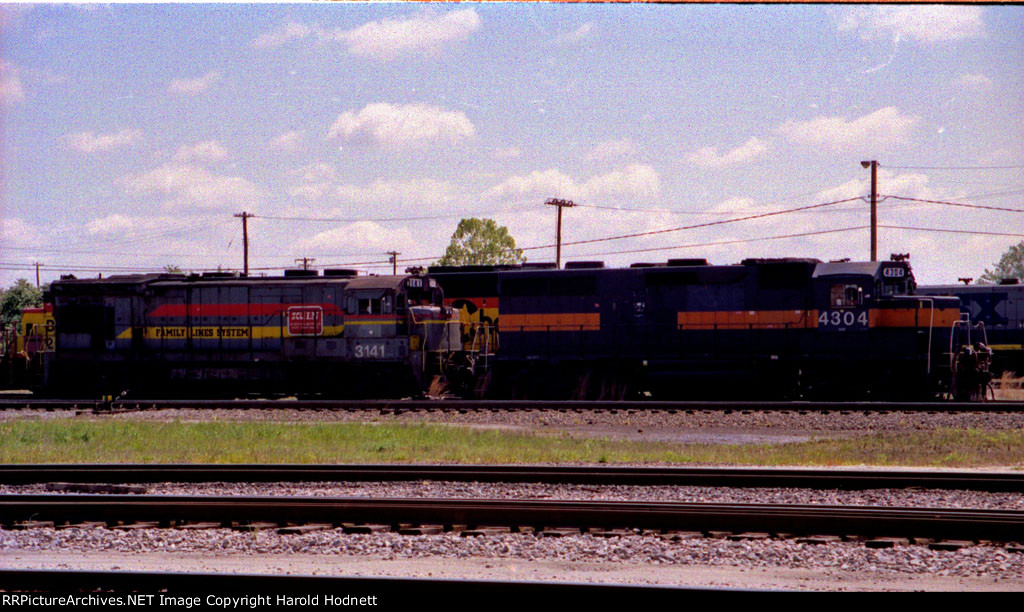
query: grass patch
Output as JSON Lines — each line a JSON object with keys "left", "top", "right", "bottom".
{"left": 994, "top": 373, "right": 1024, "bottom": 400}
{"left": 0, "top": 420, "right": 1022, "bottom": 467}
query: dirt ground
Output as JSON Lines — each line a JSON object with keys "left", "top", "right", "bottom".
{"left": 2, "top": 551, "right": 1020, "bottom": 592}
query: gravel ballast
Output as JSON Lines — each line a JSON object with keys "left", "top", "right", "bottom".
{"left": 2, "top": 526, "right": 1022, "bottom": 588}
{"left": 3, "top": 481, "right": 1022, "bottom": 510}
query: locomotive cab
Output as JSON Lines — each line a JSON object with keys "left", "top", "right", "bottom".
{"left": 404, "top": 275, "right": 461, "bottom": 355}
{"left": 809, "top": 260, "right": 959, "bottom": 398}
{"left": 341, "top": 274, "right": 460, "bottom": 390}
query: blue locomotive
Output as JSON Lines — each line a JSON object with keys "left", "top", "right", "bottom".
{"left": 431, "top": 258, "right": 964, "bottom": 400}
{"left": 918, "top": 280, "right": 1024, "bottom": 377}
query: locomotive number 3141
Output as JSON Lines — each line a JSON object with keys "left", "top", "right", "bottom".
{"left": 818, "top": 310, "right": 868, "bottom": 328}
{"left": 353, "top": 343, "right": 387, "bottom": 358}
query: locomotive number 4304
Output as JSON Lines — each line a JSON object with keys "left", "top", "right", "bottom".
{"left": 818, "top": 310, "right": 868, "bottom": 328}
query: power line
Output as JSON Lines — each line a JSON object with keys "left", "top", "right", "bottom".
{"left": 169, "top": 219, "right": 1023, "bottom": 274}
{"left": 574, "top": 187, "right": 844, "bottom": 217}
{"left": 307, "top": 196, "right": 871, "bottom": 267}
{"left": 523, "top": 196, "right": 863, "bottom": 251}
{"left": 958, "top": 188, "right": 1024, "bottom": 201}
{"left": 576, "top": 203, "right": 741, "bottom": 216}
{"left": 567, "top": 226, "right": 871, "bottom": 259}
{"left": 882, "top": 195, "right": 1022, "bottom": 213}
{"left": 884, "top": 164, "right": 1024, "bottom": 170}
{"left": 878, "top": 225, "right": 1024, "bottom": 238}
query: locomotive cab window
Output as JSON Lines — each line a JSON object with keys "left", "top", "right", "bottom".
{"left": 830, "top": 283, "right": 863, "bottom": 308}
{"left": 358, "top": 298, "right": 379, "bottom": 315}
{"left": 347, "top": 291, "right": 389, "bottom": 315}
{"left": 880, "top": 279, "right": 909, "bottom": 297}
{"left": 406, "top": 280, "right": 441, "bottom": 306}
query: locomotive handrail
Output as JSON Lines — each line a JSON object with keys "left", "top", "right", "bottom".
{"left": 949, "top": 317, "right": 990, "bottom": 369}
{"left": 918, "top": 297, "right": 935, "bottom": 376}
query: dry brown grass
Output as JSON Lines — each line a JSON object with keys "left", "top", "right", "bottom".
{"left": 426, "top": 375, "right": 449, "bottom": 398}
{"left": 992, "top": 372, "right": 1024, "bottom": 400}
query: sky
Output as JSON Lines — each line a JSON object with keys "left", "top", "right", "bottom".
{"left": 1, "top": 3, "right": 1022, "bottom": 287}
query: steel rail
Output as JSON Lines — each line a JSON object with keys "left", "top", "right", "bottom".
{"left": 3, "top": 464, "right": 1024, "bottom": 492}
{"left": 2, "top": 398, "right": 1023, "bottom": 412}
{"left": 0, "top": 569, "right": 731, "bottom": 596}
{"left": 2, "top": 495, "right": 1022, "bottom": 542}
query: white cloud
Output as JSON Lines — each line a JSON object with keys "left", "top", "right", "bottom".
{"left": 85, "top": 213, "right": 137, "bottom": 236}
{"left": 493, "top": 147, "right": 522, "bottom": 160}
{"left": 288, "top": 174, "right": 457, "bottom": 210}
{"left": 296, "top": 221, "right": 417, "bottom": 253}
{"left": 64, "top": 128, "right": 143, "bottom": 153}
{"left": 168, "top": 71, "right": 220, "bottom": 95}
{"left": 0, "top": 60, "right": 25, "bottom": 105}
{"left": 289, "top": 162, "right": 337, "bottom": 183}
{"left": 776, "top": 107, "right": 920, "bottom": 151}
{"left": 288, "top": 183, "right": 331, "bottom": 202}
{"left": 123, "top": 163, "right": 262, "bottom": 210}
{"left": 331, "top": 178, "right": 457, "bottom": 207}
{"left": 83, "top": 213, "right": 210, "bottom": 240}
{"left": 837, "top": 6, "right": 985, "bottom": 44}
{"left": 489, "top": 168, "right": 576, "bottom": 201}
{"left": 487, "top": 164, "right": 661, "bottom": 202}
{"left": 686, "top": 137, "right": 769, "bottom": 168}
{"left": 814, "top": 169, "right": 943, "bottom": 204}
{"left": 0, "top": 217, "right": 44, "bottom": 247}
{"left": 557, "top": 23, "right": 594, "bottom": 45}
{"left": 327, "top": 102, "right": 475, "bottom": 147}
{"left": 268, "top": 130, "right": 306, "bottom": 153}
{"left": 954, "top": 73, "right": 993, "bottom": 90}
{"left": 331, "top": 8, "right": 481, "bottom": 61}
{"left": 251, "top": 22, "right": 311, "bottom": 49}
{"left": 586, "top": 138, "right": 638, "bottom": 162}
{"left": 174, "top": 140, "right": 229, "bottom": 163}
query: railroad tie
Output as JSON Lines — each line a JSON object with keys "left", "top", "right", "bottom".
{"left": 278, "top": 524, "right": 333, "bottom": 535}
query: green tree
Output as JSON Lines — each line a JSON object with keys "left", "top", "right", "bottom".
{"left": 163, "top": 264, "right": 184, "bottom": 274}
{"left": 979, "top": 241, "right": 1024, "bottom": 284}
{"left": 1, "top": 279, "right": 44, "bottom": 329}
{"left": 437, "top": 218, "right": 526, "bottom": 266}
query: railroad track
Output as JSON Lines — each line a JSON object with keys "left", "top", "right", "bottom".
{"left": 2, "top": 494, "right": 1023, "bottom": 546}
{"left": 4, "top": 464, "right": 1024, "bottom": 492}
{"left": 3, "top": 398, "right": 1023, "bottom": 412}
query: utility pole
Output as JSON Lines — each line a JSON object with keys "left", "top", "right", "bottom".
{"left": 545, "top": 198, "right": 576, "bottom": 269}
{"left": 387, "top": 251, "right": 400, "bottom": 275}
{"left": 33, "top": 262, "right": 41, "bottom": 288}
{"left": 860, "top": 161, "right": 878, "bottom": 262}
{"left": 294, "top": 257, "right": 315, "bottom": 271}
{"left": 234, "top": 212, "right": 254, "bottom": 276}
